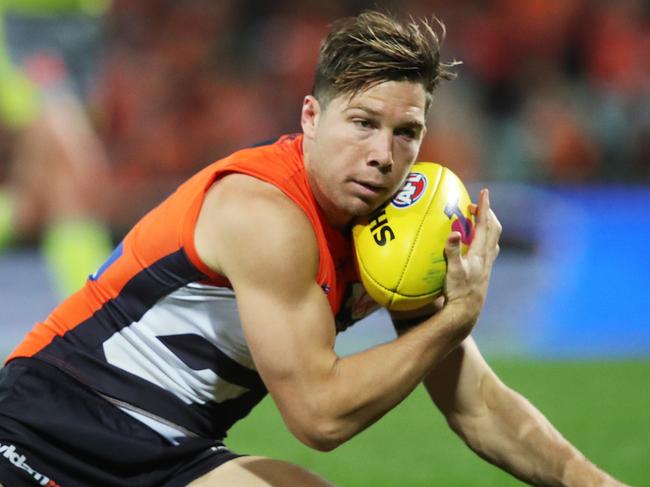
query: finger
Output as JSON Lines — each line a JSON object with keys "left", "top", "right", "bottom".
{"left": 467, "top": 189, "right": 489, "bottom": 254}
{"left": 480, "top": 187, "right": 490, "bottom": 223}
{"left": 444, "top": 231, "right": 462, "bottom": 264}
{"left": 467, "top": 203, "right": 479, "bottom": 216}
{"left": 486, "top": 209, "right": 503, "bottom": 252}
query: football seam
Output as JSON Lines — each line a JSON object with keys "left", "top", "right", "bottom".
{"left": 393, "top": 166, "right": 445, "bottom": 299}
{"left": 358, "top": 255, "right": 442, "bottom": 298}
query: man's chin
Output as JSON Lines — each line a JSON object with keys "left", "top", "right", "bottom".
{"left": 331, "top": 195, "right": 391, "bottom": 227}
{"left": 350, "top": 197, "right": 389, "bottom": 218}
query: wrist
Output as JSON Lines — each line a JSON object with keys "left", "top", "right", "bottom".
{"left": 436, "top": 301, "right": 476, "bottom": 341}
{"left": 443, "top": 283, "right": 485, "bottom": 323}
{"left": 561, "top": 454, "right": 625, "bottom": 487}
{"left": 443, "top": 298, "right": 478, "bottom": 326}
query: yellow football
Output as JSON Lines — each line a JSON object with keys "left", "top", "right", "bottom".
{"left": 352, "top": 162, "right": 474, "bottom": 311}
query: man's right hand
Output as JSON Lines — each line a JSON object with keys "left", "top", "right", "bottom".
{"left": 442, "top": 188, "right": 502, "bottom": 335}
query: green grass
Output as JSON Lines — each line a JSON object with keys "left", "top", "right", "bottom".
{"left": 227, "top": 359, "right": 650, "bottom": 486}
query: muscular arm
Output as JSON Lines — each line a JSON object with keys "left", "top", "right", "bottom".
{"left": 393, "top": 327, "right": 626, "bottom": 486}
{"left": 388, "top": 193, "right": 626, "bottom": 486}
{"left": 194, "top": 175, "right": 494, "bottom": 451}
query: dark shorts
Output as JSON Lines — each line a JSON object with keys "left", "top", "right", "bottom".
{"left": 0, "top": 358, "right": 241, "bottom": 487}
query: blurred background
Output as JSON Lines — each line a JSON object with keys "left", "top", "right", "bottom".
{"left": 1, "top": 0, "right": 648, "bottom": 357}
{"left": 0, "top": 0, "right": 648, "bottom": 485}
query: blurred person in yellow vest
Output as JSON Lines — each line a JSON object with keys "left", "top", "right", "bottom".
{"left": 0, "top": 0, "right": 112, "bottom": 298}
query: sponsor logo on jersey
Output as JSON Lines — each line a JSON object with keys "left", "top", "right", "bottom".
{"left": 0, "top": 441, "right": 61, "bottom": 486}
{"left": 350, "top": 288, "right": 381, "bottom": 320}
{"left": 391, "top": 172, "right": 427, "bottom": 208}
{"left": 335, "top": 283, "right": 381, "bottom": 332}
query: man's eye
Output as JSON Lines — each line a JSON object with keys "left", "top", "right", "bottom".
{"left": 396, "top": 128, "right": 417, "bottom": 139}
{"left": 354, "top": 119, "right": 372, "bottom": 129}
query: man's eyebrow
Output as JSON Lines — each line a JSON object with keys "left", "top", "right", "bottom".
{"left": 398, "top": 120, "right": 425, "bottom": 130}
{"left": 345, "top": 105, "right": 425, "bottom": 130}
{"left": 345, "top": 105, "right": 382, "bottom": 117}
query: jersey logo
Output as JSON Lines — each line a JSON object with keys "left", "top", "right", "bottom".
{"left": 335, "top": 283, "right": 381, "bottom": 332}
{"left": 90, "top": 241, "right": 124, "bottom": 281}
{"left": 0, "top": 441, "right": 60, "bottom": 486}
{"left": 391, "top": 172, "right": 427, "bottom": 208}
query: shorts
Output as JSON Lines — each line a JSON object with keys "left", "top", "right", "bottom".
{"left": 0, "top": 358, "right": 241, "bottom": 487}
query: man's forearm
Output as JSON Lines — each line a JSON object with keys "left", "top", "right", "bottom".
{"left": 444, "top": 376, "right": 625, "bottom": 486}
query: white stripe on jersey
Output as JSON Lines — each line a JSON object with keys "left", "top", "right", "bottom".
{"left": 118, "top": 407, "right": 189, "bottom": 445}
{"left": 103, "top": 284, "right": 255, "bottom": 407}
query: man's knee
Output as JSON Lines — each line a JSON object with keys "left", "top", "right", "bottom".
{"left": 189, "top": 456, "right": 335, "bottom": 487}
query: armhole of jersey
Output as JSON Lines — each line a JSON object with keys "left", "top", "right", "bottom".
{"left": 181, "top": 172, "right": 226, "bottom": 283}
{"left": 180, "top": 166, "right": 328, "bottom": 287}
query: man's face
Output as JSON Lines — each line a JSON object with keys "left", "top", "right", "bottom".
{"left": 302, "top": 80, "right": 427, "bottom": 227}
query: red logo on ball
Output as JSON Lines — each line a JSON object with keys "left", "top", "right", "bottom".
{"left": 445, "top": 199, "right": 475, "bottom": 245}
{"left": 391, "top": 172, "right": 427, "bottom": 208}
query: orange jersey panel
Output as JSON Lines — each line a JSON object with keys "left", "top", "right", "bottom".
{"left": 4, "top": 134, "right": 374, "bottom": 439}
{"left": 7, "top": 134, "right": 358, "bottom": 363}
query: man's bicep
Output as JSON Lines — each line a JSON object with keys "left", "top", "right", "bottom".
{"left": 231, "top": 253, "right": 341, "bottom": 438}
{"left": 235, "top": 278, "right": 337, "bottom": 380}
{"left": 199, "top": 175, "right": 338, "bottom": 408}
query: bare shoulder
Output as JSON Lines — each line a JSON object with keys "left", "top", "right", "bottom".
{"left": 194, "top": 173, "right": 319, "bottom": 290}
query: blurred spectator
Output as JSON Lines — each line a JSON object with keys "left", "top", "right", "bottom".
{"left": 3, "top": 0, "right": 647, "bottom": 250}
{"left": 580, "top": 0, "right": 650, "bottom": 180}
{"left": 0, "top": 0, "right": 113, "bottom": 297}
{"left": 96, "top": 0, "right": 648, "bottom": 191}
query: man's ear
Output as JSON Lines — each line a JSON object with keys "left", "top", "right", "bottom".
{"left": 301, "top": 95, "right": 321, "bottom": 140}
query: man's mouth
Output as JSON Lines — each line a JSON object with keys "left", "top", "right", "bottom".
{"left": 352, "top": 180, "right": 386, "bottom": 195}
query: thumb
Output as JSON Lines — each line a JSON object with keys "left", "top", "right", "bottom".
{"left": 444, "top": 231, "right": 462, "bottom": 261}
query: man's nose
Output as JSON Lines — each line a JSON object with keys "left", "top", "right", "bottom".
{"left": 367, "top": 131, "right": 393, "bottom": 173}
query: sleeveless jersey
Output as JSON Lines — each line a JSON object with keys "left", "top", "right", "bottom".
{"left": 5, "top": 134, "right": 380, "bottom": 443}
